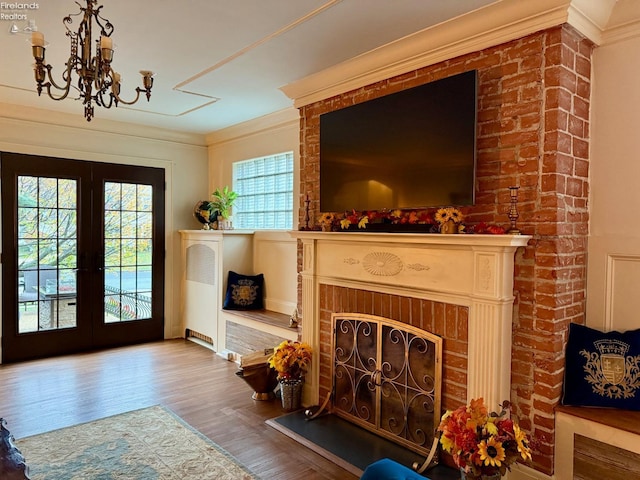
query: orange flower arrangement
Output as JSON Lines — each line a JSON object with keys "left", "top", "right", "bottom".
{"left": 268, "top": 340, "right": 313, "bottom": 381}
{"left": 434, "top": 206, "right": 464, "bottom": 226}
{"left": 437, "top": 398, "right": 532, "bottom": 479}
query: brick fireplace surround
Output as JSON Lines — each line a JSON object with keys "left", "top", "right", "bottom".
{"left": 296, "top": 24, "right": 592, "bottom": 476}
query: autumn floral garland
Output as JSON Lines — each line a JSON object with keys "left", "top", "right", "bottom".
{"left": 317, "top": 208, "right": 506, "bottom": 234}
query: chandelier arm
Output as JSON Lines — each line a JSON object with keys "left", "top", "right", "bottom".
{"left": 96, "top": 89, "right": 115, "bottom": 109}
{"left": 111, "top": 88, "right": 143, "bottom": 106}
{"left": 44, "top": 83, "right": 72, "bottom": 102}
{"left": 40, "top": 62, "right": 75, "bottom": 100}
{"left": 112, "top": 71, "right": 154, "bottom": 105}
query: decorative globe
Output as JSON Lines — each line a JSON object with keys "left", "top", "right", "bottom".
{"left": 193, "top": 201, "right": 215, "bottom": 227}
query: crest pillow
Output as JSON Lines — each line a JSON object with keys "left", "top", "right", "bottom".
{"left": 223, "top": 271, "right": 264, "bottom": 310}
{"left": 562, "top": 323, "right": 640, "bottom": 410}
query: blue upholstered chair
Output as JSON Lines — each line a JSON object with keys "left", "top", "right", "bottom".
{"left": 360, "top": 458, "right": 428, "bottom": 480}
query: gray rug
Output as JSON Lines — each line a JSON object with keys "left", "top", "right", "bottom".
{"left": 16, "top": 405, "right": 257, "bottom": 480}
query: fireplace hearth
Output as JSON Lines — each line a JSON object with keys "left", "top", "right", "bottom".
{"left": 267, "top": 410, "right": 459, "bottom": 479}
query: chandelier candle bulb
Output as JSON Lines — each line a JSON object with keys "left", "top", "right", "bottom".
{"left": 100, "top": 36, "right": 112, "bottom": 50}
{"left": 140, "top": 71, "right": 154, "bottom": 98}
{"left": 31, "top": 31, "right": 44, "bottom": 47}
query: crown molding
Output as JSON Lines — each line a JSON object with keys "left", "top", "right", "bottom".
{"left": 567, "top": 0, "right": 618, "bottom": 45}
{"left": 280, "top": 0, "right": 617, "bottom": 109}
{"left": 205, "top": 107, "right": 299, "bottom": 146}
{"left": 601, "top": 18, "right": 640, "bottom": 45}
{"left": 567, "top": 5, "right": 604, "bottom": 45}
{"left": 0, "top": 102, "right": 207, "bottom": 147}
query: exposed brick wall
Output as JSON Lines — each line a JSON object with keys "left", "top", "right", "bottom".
{"left": 318, "top": 285, "right": 469, "bottom": 411}
{"left": 297, "top": 24, "right": 592, "bottom": 476}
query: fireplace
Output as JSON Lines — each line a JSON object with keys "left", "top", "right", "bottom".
{"left": 292, "top": 231, "right": 530, "bottom": 421}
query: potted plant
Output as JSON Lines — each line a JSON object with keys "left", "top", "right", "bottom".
{"left": 437, "top": 398, "right": 532, "bottom": 479}
{"left": 211, "top": 186, "right": 238, "bottom": 229}
{"left": 268, "top": 340, "right": 313, "bottom": 411}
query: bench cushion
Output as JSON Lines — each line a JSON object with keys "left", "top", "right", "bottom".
{"left": 562, "top": 323, "right": 640, "bottom": 410}
{"left": 223, "top": 271, "right": 264, "bottom": 310}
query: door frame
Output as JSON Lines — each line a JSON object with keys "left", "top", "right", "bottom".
{"left": 1, "top": 152, "right": 166, "bottom": 362}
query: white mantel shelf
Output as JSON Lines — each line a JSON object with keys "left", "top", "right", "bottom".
{"left": 291, "top": 230, "right": 532, "bottom": 408}
{"left": 291, "top": 231, "right": 531, "bottom": 247}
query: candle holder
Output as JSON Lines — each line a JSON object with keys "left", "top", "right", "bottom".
{"left": 507, "top": 186, "right": 520, "bottom": 235}
{"left": 301, "top": 195, "right": 312, "bottom": 230}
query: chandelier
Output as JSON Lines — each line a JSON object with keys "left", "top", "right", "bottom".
{"left": 31, "top": 0, "right": 154, "bottom": 121}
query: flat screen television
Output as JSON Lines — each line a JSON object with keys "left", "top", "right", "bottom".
{"left": 320, "top": 70, "right": 477, "bottom": 212}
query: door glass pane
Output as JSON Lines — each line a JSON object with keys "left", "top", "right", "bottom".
{"left": 104, "top": 182, "right": 153, "bottom": 323}
{"left": 17, "top": 176, "right": 78, "bottom": 333}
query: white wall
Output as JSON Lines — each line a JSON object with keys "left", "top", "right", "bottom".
{"left": 0, "top": 104, "right": 209, "bottom": 350}
{"left": 253, "top": 231, "right": 298, "bottom": 314}
{"left": 586, "top": 34, "right": 640, "bottom": 333}
{"left": 206, "top": 107, "right": 300, "bottom": 312}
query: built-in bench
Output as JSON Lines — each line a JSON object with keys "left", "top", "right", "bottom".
{"left": 180, "top": 229, "right": 298, "bottom": 359}
{"left": 224, "top": 308, "right": 291, "bottom": 328}
{"left": 555, "top": 405, "right": 640, "bottom": 479}
{"left": 221, "top": 308, "right": 298, "bottom": 357}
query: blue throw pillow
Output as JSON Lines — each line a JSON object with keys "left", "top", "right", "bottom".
{"left": 223, "top": 271, "right": 264, "bottom": 310}
{"left": 562, "top": 323, "right": 640, "bottom": 410}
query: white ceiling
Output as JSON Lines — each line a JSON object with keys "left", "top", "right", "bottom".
{"left": 0, "top": 0, "right": 636, "bottom": 136}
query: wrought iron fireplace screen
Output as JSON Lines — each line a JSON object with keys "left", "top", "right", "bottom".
{"left": 331, "top": 313, "right": 442, "bottom": 458}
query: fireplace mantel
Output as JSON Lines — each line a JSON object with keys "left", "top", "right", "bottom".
{"left": 291, "top": 231, "right": 531, "bottom": 408}
{"left": 293, "top": 230, "right": 530, "bottom": 247}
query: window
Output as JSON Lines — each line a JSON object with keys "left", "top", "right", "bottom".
{"left": 233, "top": 152, "right": 294, "bottom": 230}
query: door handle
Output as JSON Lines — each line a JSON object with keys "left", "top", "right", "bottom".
{"left": 96, "top": 253, "right": 104, "bottom": 272}
{"left": 75, "top": 253, "right": 89, "bottom": 273}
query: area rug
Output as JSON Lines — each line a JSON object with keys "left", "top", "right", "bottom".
{"left": 15, "top": 405, "right": 257, "bottom": 480}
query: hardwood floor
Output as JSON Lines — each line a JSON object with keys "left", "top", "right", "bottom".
{"left": 0, "top": 339, "right": 358, "bottom": 480}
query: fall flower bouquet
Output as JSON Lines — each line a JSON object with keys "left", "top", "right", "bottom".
{"left": 437, "top": 398, "right": 532, "bottom": 479}
{"left": 268, "top": 340, "right": 313, "bottom": 381}
{"left": 318, "top": 212, "right": 336, "bottom": 231}
{"left": 434, "top": 206, "right": 464, "bottom": 225}
{"left": 434, "top": 206, "right": 465, "bottom": 233}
